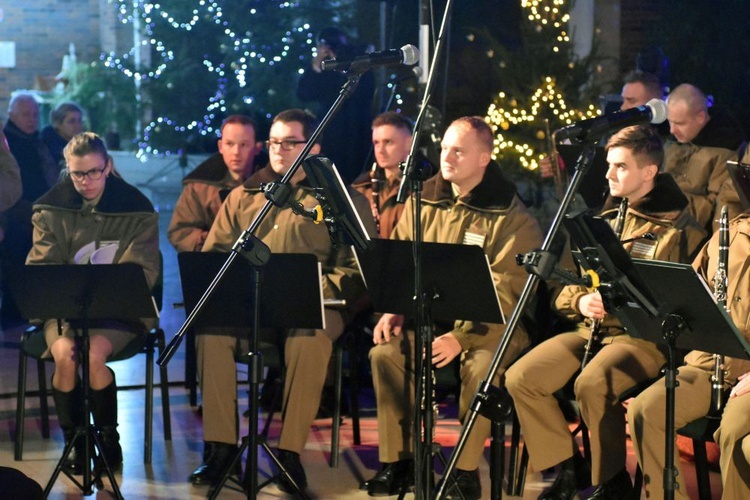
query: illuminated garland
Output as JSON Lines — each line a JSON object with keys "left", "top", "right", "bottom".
{"left": 487, "top": 0, "right": 600, "bottom": 171}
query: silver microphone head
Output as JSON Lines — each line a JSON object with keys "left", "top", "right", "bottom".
{"left": 646, "top": 98, "right": 668, "bottom": 124}
{"left": 400, "top": 44, "right": 420, "bottom": 66}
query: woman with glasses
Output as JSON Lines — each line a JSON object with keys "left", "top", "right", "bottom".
{"left": 26, "top": 132, "right": 160, "bottom": 474}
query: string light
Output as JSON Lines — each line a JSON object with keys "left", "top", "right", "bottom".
{"left": 105, "top": 1, "right": 319, "bottom": 158}
{"left": 487, "top": 1, "right": 599, "bottom": 171}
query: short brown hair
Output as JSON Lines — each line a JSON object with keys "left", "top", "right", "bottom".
{"left": 605, "top": 124, "right": 663, "bottom": 169}
{"left": 449, "top": 116, "right": 494, "bottom": 152}
{"left": 220, "top": 114, "right": 258, "bottom": 135}
{"left": 623, "top": 70, "right": 662, "bottom": 101}
{"left": 272, "top": 109, "right": 319, "bottom": 142}
{"left": 372, "top": 111, "right": 413, "bottom": 134}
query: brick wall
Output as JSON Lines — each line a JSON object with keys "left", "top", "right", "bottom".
{"left": 0, "top": 0, "right": 130, "bottom": 119}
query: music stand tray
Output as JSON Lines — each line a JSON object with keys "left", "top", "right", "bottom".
{"left": 557, "top": 144, "right": 610, "bottom": 209}
{"left": 355, "top": 239, "right": 504, "bottom": 324}
{"left": 623, "top": 259, "right": 750, "bottom": 359}
{"left": 11, "top": 263, "right": 157, "bottom": 321}
{"left": 178, "top": 252, "right": 324, "bottom": 330}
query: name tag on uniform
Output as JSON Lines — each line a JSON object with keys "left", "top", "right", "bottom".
{"left": 463, "top": 230, "right": 486, "bottom": 247}
{"left": 630, "top": 238, "right": 658, "bottom": 259}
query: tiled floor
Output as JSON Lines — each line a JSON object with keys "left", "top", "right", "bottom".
{"left": 0, "top": 158, "right": 722, "bottom": 498}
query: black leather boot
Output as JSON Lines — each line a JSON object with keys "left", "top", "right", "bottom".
{"left": 361, "top": 459, "right": 414, "bottom": 497}
{"left": 189, "top": 441, "right": 240, "bottom": 485}
{"left": 275, "top": 449, "right": 308, "bottom": 493}
{"left": 51, "top": 382, "right": 88, "bottom": 475}
{"left": 538, "top": 452, "right": 591, "bottom": 500}
{"left": 90, "top": 371, "right": 122, "bottom": 471}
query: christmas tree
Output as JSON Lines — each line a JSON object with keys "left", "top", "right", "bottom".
{"left": 485, "top": 0, "right": 607, "bottom": 177}
{"left": 67, "top": 0, "right": 355, "bottom": 157}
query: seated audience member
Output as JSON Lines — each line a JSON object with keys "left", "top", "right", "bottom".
{"left": 506, "top": 125, "right": 705, "bottom": 500}
{"left": 663, "top": 83, "right": 745, "bottom": 233}
{"left": 628, "top": 211, "right": 750, "bottom": 499}
{"left": 188, "top": 109, "right": 372, "bottom": 492}
{"left": 0, "top": 129, "right": 21, "bottom": 316}
{"left": 26, "top": 132, "right": 160, "bottom": 473}
{"left": 167, "top": 115, "right": 262, "bottom": 252}
{"left": 41, "top": 101, "right": 85, "bottom": 168}
{"left": 351, "top": 111, "right": 413, "bottom": 239}
{"left": 362, "top": 116, "right": 543, "bottom": 499}
{"left": 2, "top": 93, "right": 60, "bottom": 279}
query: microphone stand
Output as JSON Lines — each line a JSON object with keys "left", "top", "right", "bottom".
{"left": 435, "top": 143, "right": 599, "bottom": 499}
{"left": 394, "top": 1, "right": 453, "bottom": 499}
{"left": 158, "top": 70, "right": 366, "bottom": 500}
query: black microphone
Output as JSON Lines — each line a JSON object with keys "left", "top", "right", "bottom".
{"left": 554, "top": 98, "right": 668, "bottom": 143}
{"left": 321, "top": 44, "right": 420, "bottom": 73}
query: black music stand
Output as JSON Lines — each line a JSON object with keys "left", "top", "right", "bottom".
{"left": 557, "top": 145, "right": 610, "bottom": 209}
{"left": 726, "top": 160, "right": 750, "bottom": 211}
{"left": 178, "top": 252, "right": 323, "bottom": 499}
{"left": 10, "top": 264, "right": 157, "bottom": 499}
{"left": 563, "top": 213, "right": 750, "bottom": 499}
{"left": 356, "top": 239, "right": 505, "bottom": 496}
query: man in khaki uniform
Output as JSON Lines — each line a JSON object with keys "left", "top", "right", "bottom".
{"left": 628, "top": 213, "right": 750, "bottom": 499}
{"left": 167, "top": 115, "right": 262, "bottom": 252}
{"left": 663, "top": 83, "right": 745, "bottom": 234}
{"left": 351, "top": 111, "right": 413, "bottom": 239}
{"left": 362, "top": 116, "right": 543, "bottom": 499}
{"left": 188, "top": 109, "right": 371, "bottom": 493}
{"left": 506, "top": 125, "right": 705, "bottom": 499}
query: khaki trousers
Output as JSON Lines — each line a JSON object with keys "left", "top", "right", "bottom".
{"left": 370, "top": 330, "right": 519, "bottom": 471}
{"left": 197, "top": 308, "right": 343, "bottom": 453}
{"left": 629, "top": 364, "right": 750, "bottom": 499}
{"left": 506, "top": 331, "right": 665, "bottom": 484}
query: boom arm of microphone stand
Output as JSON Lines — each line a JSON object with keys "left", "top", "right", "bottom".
{"left": 435, "top": 143, "right": 599, "bottom": 498}
{"left": 157, "top": 72, "right": 366, "bottom": 367}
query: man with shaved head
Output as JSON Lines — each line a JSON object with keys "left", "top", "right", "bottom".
{"left": 664, "top": 83, "right": 745, "bottom": 233}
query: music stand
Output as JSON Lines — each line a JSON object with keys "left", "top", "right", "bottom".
{"left": 356, "top": 239, "right": 505, "bottom": 495}
{"left": 563, "top": 213, "right": 750, "bottom": 499}
{"left": 9, "top": 264, "right": 157, "bottom": 499}
{"left": 726, "top": 160, "right": 750, "bottom": 211}
{"left": 557, "top": 144, "right": 610, "bottom": 209}
{"left": 177, "top": 252, "right": 323, "bottom": 500}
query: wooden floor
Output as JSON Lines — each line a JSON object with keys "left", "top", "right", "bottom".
{"left": 0, "top": 161, "right": 723, "bottom": 498}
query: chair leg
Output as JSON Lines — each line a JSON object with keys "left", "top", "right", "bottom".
{"left": 507, "top": 411, "right": 525, "bottom": 496}
{"left": 145, "top": 335, "right": 155, "bottom": 464}
{"left": 156, "top": 329, "right": 172, "bottom": 440}
{"left": 14, "top": 343, "right": 29, "bottom": 461}
{"left": 330, "top": 339, "right": 344, "bottom": 468}
{"left": 692, "top": 438, "right": 712, "bottom": 500}
{"left": 185, "top": 327, "right": 198, "bottom": 407}
{"left": 348, "top": 333, "right": 361, "bottom": 446}
{"left": 38, "top": 360, "right": 50, "bottom": 438}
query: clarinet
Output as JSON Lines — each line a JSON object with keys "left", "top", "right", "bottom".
{"left": 370, "top": 162, "right": 382, "bottom": 235}
{"left": 709, "top": 205, "right": 729, "bottom": 416}
{"left": 582, "top": 197, "right": 628, "bottom": 369}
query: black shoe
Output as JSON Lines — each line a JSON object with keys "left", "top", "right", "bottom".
{"left": 587, "top": 468, "right": 633, "bottom": 499}
{"left": 445, "top": 468, "right": 481, "bottom": 500}
{"left": 538, "top": 454, "right": 591, "bottom": 500}
{"left": 361, "top": 459, "right": 414, "bottom": 497}
{"left": 97, "top": 427, "right": 123, "bottom": 471}
{"left": 189, "top": 442, "right": 240, "bottom": 486}
{"left": 275, "top": 449, "right": 308, "bottom": 494}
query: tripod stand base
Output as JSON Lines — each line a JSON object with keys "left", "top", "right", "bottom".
{"left": 44, "top": 425, "right": 123, "bottom": 499}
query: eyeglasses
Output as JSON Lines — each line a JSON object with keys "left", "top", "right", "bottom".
{"left": 69, "top": 167, "right": 106, "bottom": 181}
{"left": 265, "top": 139, "right": 307, "bottom": 151}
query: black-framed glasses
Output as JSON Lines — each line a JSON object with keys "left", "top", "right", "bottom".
{"left": 69, "top": 167, "right": 106, "bottom": 181}
{"left": 265, "top": 139, "right": 307, "bottom": 151}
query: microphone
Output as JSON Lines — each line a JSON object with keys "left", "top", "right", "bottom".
{"left": 321, "top": 44, "right": 420, "bottom": 73}
{"left": 554, "top": 98, "right": 668, "bottom": 143}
